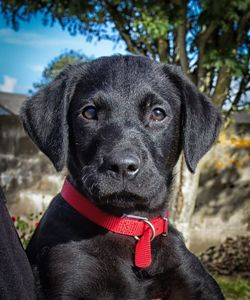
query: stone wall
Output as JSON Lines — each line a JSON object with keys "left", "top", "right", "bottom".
{"left": 189, "top": 130, "right": 250, "bottom": 253}
{"left": 0, "top": 115, "right": 64, "bottom": 215}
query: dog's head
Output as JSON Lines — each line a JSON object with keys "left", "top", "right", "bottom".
{"left": 21, "top": 55, "right": 221, "bottom": 214}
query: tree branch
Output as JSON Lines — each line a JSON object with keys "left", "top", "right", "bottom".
{"left": 225, "top": 69, "right": 250, "bottom": 119}
{"left": 104, "top": 3, "right": 141, "bottom": 54}
{"left": 158, "top": 38, "right": 169, "bottom": 63}
{"left": 227, "top": 77, "right": 248, "bottom": 114}
{"left": 197, "top": 22, "right": 216, "bottom": 90}
{"left": 236, "top": 11, "right": 250, "bottom": 45}
{"left": 176, "top": 0, "right": 190, "bottom": 75}
{"left": 212, "top": 66, "right": 231, "bottom": 106}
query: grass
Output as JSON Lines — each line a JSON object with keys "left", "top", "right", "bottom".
{"left": 215, "top": 276, "right": 250, "bottom": 300}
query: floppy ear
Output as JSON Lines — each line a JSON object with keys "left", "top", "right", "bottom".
{"left": 163, "top": 65, "right": 221, "bottom": 173}
{"left": 20, "top": 67, "right": 73, "bottom": 171}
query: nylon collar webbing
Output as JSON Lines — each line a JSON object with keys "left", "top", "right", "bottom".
{"left": 61, "top": 179, "right": 168, "bottom": 268}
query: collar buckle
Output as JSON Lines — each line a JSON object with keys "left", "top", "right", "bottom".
{"left": 124, "top": 215, "right": 156, "bottom": 242}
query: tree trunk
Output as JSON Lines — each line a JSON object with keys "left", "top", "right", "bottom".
{"left": 212, "top": 66, "right": 231, "bottom": 106}
{"left": 168, "top": 154, "right": 201, "bottom": 246}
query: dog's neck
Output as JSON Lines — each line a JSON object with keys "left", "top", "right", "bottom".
{"left": 99, "top": 204, "right": 166, "bottom": 220}
{"left": 67, "top": 174, "right": 168, "bottom": 219}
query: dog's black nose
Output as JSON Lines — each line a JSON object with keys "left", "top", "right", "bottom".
{"left": 105, "top": 152, "right": 140, "bottom": 179}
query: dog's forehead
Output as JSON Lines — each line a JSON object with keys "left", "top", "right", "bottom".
{"left": 87, "top": 55, "right": 156, "bottom": 82}
{"left": 71, "top": 56, "right": 176, "bottom": 106}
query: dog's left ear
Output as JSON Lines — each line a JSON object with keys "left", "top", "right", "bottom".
{"left": 163, "top": 65, "right": 221, "bottom": 173}
{"left": 20, "top": 65, "right": 76, "bottom": 171}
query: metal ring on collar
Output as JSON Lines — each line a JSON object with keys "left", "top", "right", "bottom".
{"left": 144, "top": 220, "right": 156, "bottom": 241}
{"left": 134, "top": 219, "right": 156, "bottom": 242}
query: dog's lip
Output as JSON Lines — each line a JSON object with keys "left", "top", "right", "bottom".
{"left": 97, "top": 191, "right": 146, "bottom": 204}
{"left": 95, "top": 191, "right": 151, "bottom": 214}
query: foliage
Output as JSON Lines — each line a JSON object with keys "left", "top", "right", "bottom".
{"left": 1, "top": 0, "right": 249, "bottom": 115}
{"left": 30, "top": 50, "right": 93, "bottom": 92}
{"left": 215, "top": 276, "right": 250, "bottom": 300}
{"left": 12, "top": 213, "right": 42, "bottom": 248}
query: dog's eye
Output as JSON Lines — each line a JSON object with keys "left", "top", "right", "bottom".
{"left": 82, "top": 106, "right": 98, "bottom": 120}
{"left": 150, "top": 108, "right": 166, "bottom": 122}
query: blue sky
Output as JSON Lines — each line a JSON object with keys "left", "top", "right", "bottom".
{"left": 0, "top": 13, "right": 127, "bottom": 94}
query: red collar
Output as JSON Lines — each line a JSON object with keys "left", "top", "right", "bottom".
{"left": 61, "top": 179, "right": 168, "bottom": 269}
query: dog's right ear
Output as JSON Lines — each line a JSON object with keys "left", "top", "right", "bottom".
{"left": 20, "top": 67, "right": 73, "bottom": 171}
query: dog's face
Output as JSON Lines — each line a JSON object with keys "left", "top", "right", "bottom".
{"left": 21, "top": 56, "right": 221, "bottom": 214}
{"left": 67, "top": 57, "right": 182, "bottom": 212}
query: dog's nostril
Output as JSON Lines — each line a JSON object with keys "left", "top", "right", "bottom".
{"left": 127, "top": 164, "right": 138, "bottom": 173}
{"left": 110, "top": 164, "right": 120, "bottom": 174}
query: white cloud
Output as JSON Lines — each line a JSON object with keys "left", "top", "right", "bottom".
{"left": 0, "top": 75, "right": 17, "bottom": 93}
{"left": 29, "top": 64, "right": 44, "bottom": 73}
{"left": 0, "top": 28, "right": 84, "bottom": 48}
{"left": 0, "top": 28, "right": 127, "bottom": 56}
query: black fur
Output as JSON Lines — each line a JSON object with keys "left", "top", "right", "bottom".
{"left": 22, "top": 55, "right": 224, "bottom": 299}
{"left": 0, "top": 186, "right": 36, "bottom": 300}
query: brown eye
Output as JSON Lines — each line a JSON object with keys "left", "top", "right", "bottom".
{"left": 82, "top": 106, "right": 97, "bottom": 120}
{"left": 150, "top": 108, "right": 166, "bottom": 122}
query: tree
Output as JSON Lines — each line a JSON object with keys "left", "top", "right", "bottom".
{"left": 30, "top": 50, "right": 92, "bottom": 93}
{"left": 1, "top": 1, "right": 249, "bottom": 111}
{"left": 2, "top": 0, "right": 249, "bottom": 241}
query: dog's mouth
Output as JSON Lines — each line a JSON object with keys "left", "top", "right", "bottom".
{"left": 95, "top": 191, "right": 148, "bottom": 207}
{"left": 76, "top": 165, "right": 169, "bottom": 214}
{"left": 96, "top": 193, "right": 152, "bottom": 216}
{"left": 93, "top": 186, "right": 169, "bottom": 217}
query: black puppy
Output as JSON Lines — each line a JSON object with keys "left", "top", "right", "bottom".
{"left": 22, "top": 55, "right": 224, "bottom": 299}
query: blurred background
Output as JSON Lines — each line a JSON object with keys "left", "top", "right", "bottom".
{"left": 0, "top": 1, "right": 249, "bottom": 298}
